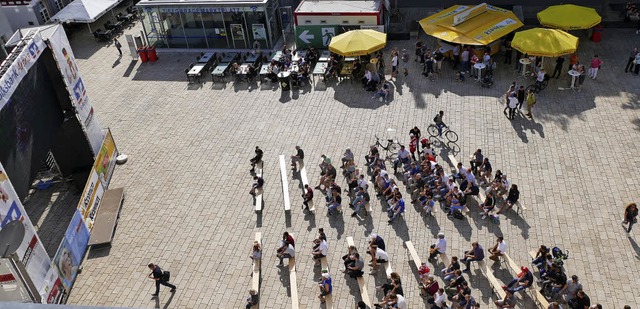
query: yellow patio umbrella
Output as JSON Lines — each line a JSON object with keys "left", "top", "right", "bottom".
{"left": 328, "top": 29, "right": 387, "bottom": 57}
{"left": 419, "top": 3, "right": 523, "bottom": 45}
{"left": 537, "top": 4, "right": 601, "bottom": 30}
{"left": 511, "top": 28, "right": 578, "bottom": 57}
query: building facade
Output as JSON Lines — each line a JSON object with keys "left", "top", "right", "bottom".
{"left": 1, "top": 0, "right": 70, "bottom": 30}
{"left": 137, "top": 0, "right": 283, "bottom": 49}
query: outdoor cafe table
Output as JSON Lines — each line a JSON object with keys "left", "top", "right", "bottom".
{"left": 312, "top": 61, "right": 328, "bottom": 82}
{"left": 211, "top": 62, "right": 231, "bottom": 82}
{"left": 293, "top": 50, "right": 307, "bottom": 63}
{"left": 221, "top": 52, "right": 238, "bottom": 63}
{"left": 473, "top": 63, "right": 486, "bottom": 82}
{"left": 259, "top": 64, "right": 271, "bottom": 82}
{"left": 198, "top": 52, "right": 215, "bottom": 64}
{"left": 339, "top": 63, "right": 354, "bottom": 82}
{"left": 568, "top": 69, "right": 580, "bottom": 92}
{"left": 246, "top": 53, "right": 260, "bottom": 63}
{"left": 271, "top": 51, "right": 283, "bottom": 62}
{"left": 319, "top": 50, "right": 331, "bottom": 62}
{"left": 187, "top": 64, "right": 207, "bottom": 82}
{"left": 519, "top": 58, "right": 531, "bottom": 78}
{"left": 236, "top": 64, "right": 252, "bottom": 81}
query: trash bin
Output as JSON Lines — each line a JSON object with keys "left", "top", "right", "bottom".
{"left": 278, "top": 71, "right": 291, "bottom": 91}
{"left": 591, "top": 24, "right": 603, "bottom": 42}
{"left": 147, "top": 46, "right": 158, "bottom": 62}
{"left": 138, "top": 47, "right": 148, "bottom": 63}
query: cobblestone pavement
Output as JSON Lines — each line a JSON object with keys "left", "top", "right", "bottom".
{"left": 66, "top": 22, "right": 640, "bottom": 308}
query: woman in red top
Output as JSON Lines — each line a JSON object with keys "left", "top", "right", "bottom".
{"left": 588, "top": 55, "right": 603, "bottom": 79}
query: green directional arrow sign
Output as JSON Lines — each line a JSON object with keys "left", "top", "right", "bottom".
{"left": 294, "top": 25, "right": 361, "bottom": 49}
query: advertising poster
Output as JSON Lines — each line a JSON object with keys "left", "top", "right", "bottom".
{"left": 252, "top": 24, "right": 266, "bottom": 40}
{"left": 52, "top": 210, "right": 89, "bottom": 291}
{"left": 0, "top": 31, "right": 46, "bottom": 109}
{"left": 231, "top": 24, "right": 244, "bottom": 40}
{"left": 40, "top": 266, "right": 63, "bottom": 304}
{"left": 47, "top": 25, "right": 104, "bottom": 155}
{"left": 75, "top": 129, "right": 117, "bottom": 230}
{"left": 0, "top": 164, "right": 51, "bottom": 300}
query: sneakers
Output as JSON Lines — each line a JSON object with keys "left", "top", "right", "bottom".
{"left": 481, "top": 214, "right": 487, "bottom": 219}
{"left": 151, "top": 293, "right": 159, "bottom": 297}
{"left": 170, "top": 288, "right": 176, "bottom": 293}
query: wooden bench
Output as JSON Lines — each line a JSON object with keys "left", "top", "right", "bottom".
{"left": 445, "top": 154, "right": 470, "bottom": 214}
{"left": 501, "top": 253, "right": 521, "bottom": 276}
{"left": 477, "top": 260, "right": 507, "bottom": 299}
{"left": 299, "top": 161, "right": 314, "bottom": 211}
{"left": 439, "top": 253, "right": 451, "bottom": 267}
{"left": 279, "top": 155, "right": 292, "bottom": 212}
{"left": 346, "top": 237, "right": 372, "bottom": 307}
{"left": 527, "top": 251, "right": 550, "bottom": 309}
{"left": 251, "top": 232, "right": 262, "bottom": 309}
{"left": 87, "top": 188, "right": 125, "bottom": 246}
{"left": 320, "top": 256, "right": 333, "bottom": 309}
{"left": 255, "top": 161, "right": 264, "bottom": 213}
{"left": 288, "top": 257, "right": 299, "bottom": 309}
{"left": 405, "top": 241, "right": 424, "bottom": 284}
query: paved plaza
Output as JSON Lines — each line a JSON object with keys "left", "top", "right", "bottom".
{"left": 64, "top": 23, "right": 640, "bottom": 308}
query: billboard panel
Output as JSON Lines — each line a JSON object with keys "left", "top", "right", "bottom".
{"left": 47, "top": 26, "right": 104, "bottom": 155}
{"left": 0, "top": 163, "right": 51, "bottom": 301}
{"left": 0, "top": 32, "right": 46, "bottom": 109}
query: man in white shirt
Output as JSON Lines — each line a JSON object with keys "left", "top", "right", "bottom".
{"left": 488, "top": 236, "right": 507, "bottom": 261}
{"left": 369, "top": 245, "right": 388, "bottom": 274}
{"left": 428, "top": 232, "right": 447, "bottom": 261}
{"left": 393, "top": 145, "right": 411, "bottom": 173}
{"left": 454, "top": 162, "right": 467, "bottom": 180}
{"left": 432, "top": 288, "right": 447, "bottom": 308}
{"left": 535, "top": 69, "right": 546, "bottom": 90}
{"left": 389, "top": 294, "right": 407, "bottom": 309}
{"left": 312, "top": 239, "right": 328, "bottom": 262}
{"left": 277, "top": 242, "right": 295, "bottom": 266}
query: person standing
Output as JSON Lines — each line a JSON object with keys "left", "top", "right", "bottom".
{"left": 461, "top": 47, "right": 470, "bottom": 73}
{"left": 588, "top": 55, "right": 603, "bottom": 79}
{"left": 551, "top": 56, "right": 565, "bottom": 79}
{"left": 504, "top": 40, "right": 512, "bottom": 64}
{"left": 516, "top": 85, "right": 525, "bottom": 110}
{"left": 114, "top": 38, "right": 122, "bottom": 57}
{"left": 634, "top": 52, "right": 640, "bottom": 75}
{"left": 391, "top": 52, "right": 398, "bottom": 80}
{"left": 622, "top": 202, "right": 638, "bottom": 233}
{"left": 147, "top": 263, "right": 176, "bottom": 297}
{"left": 401, "top": 49, "right": 409, "bottom": 77}
{"left": 573, "top": 62, "right": 586, "bottom": 91}
{"left": 414, "top": 39, "right": 423, "bottom": 62}
{"left": 625, "top": 48, "right": 638, "bottom": 73}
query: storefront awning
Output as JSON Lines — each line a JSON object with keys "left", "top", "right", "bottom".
{"left": 419, "top": 3, "right": 523, "bottom": 46}
{"left": 50, "top": 0, "right": 123, "bottom": 23}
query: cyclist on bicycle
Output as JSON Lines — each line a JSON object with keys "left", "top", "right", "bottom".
{"left": 433, "top": 111, "right": 446, "bottom": 137}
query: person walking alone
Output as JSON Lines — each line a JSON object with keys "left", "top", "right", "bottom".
{"left": 625, "top": 48, "right": 638, "bottom": 73}
{"left": 551, "top": 56, "right": 565, "bottom": 79}
{"left": 622, "top": 202, "right": 638, "bottom": 233}
{"left": 147, "top": 263, "right": 176, "bottom": 297}
{"left": 588, "top": 55, "right": 603, "bottom": 79}
{"left": 114, "top": 38, "right": 122, "bottom": 57}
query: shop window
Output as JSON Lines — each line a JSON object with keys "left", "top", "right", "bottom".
{"left": 320, "top": 20, "right": 326, "bottom": 24}
{"left": 342, "top": 20, "right": 348, "bottom": 24}
{"left": 304, "top": 20, "right": 311, "bottom": 24}
{"left": 358, "top": 20, "right": 365, "bottom": 24}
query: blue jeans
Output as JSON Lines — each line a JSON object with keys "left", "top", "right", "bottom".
{"left": 328, "top": 203, "right": 340, "bottom": 214}
{"left": 462, "top": 257, "right": 481, "bottom": 270}
{"left": 388, "top": 210, "right": 402, "bottom": 222}
{"left": 506, "top": 278, "right": 526, "bottom": 293}
{"left": 394, "top": 157, "right": 410, "bottom": 170}
{"left": 436, "top": 124, "right": 446, "bottom": 137}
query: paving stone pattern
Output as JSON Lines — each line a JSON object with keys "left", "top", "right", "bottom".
{"left": 66, "top": 23, "right": 640, "bottom": 308}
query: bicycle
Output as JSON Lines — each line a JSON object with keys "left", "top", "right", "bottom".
{"left": 526, "top": 74, "right": 550, "bottom": 94}
{"left": 427, "top": 124, "right": 458, "bottom": 143}
{"left": 373, "top": 134, "right": 402, "bottom": 161}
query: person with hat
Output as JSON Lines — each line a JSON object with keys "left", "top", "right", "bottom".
{"left": 428, "top": 232, "right": 447, "bottom": 261}
{"left": 318, "top": 272, "right": 332, "bottom": 303}
{"left": 504, "top": 266, "right": 533, "bottom": 293}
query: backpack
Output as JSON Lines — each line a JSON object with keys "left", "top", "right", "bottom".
{"left": 433, "top": 115, "right": 438, "bottom": 122}
{"left": 452, "top": 209, "right": 464, "bottom": 219}
{"left": 551, "top": 247, "right": 569, "bottom": 266}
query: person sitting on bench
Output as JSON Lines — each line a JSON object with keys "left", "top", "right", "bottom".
{"left": 249, "top": 241, "right": 262, "bottom": 262}
{"left": 368, "top": 244, "right": 388, "bottom": 274}
{"left": 497, "top": 184, "right": 519, "bottom": 214}
{"left": 249, "top": 146, "right": 263, "bottom": 173}
{"left": 441, "top": 256, "right": 460, "bottom": 281}
{"left": 290, "top": 146, "right": 304, "bottom": 169}
{"left": 249, "top": 176, "right": 264, "bottom": 196}
{"left": 419, "top": 275, "right": 439, "bottom": 298}
{"left": 460, "top": 242, "right": 484, "bottom": 272}
{"left": 312, "top": 239, "right": 328, "bottom": 263}
{"left": 345, "top": 253, "right": 364, "bottom": 278}
{"left": 428, "top": 232, "right": 447, "bottom": 261}
{"left": 245, "top": 289, "right": 259, "bottom": 309}
{"left": 480, "top": 192, "right": 496, "bottom": 219}
{"left": 327, "top": 190, "right": 342, "bottom": 215}
{"left": 488, "top": 236, "right": 507, "bottom": 261}
{"left": 318, "top": 273, "right": 332, "bottom": 304}
{"left": 276, "top": 240, "right": 295, "bottom": 266}
{"left": 504, "top": 266, "right": 533, "bottom": 293}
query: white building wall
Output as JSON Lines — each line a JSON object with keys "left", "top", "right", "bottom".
{"left": 0, "top": 9, "right": 14, "bottom": 40}
{"left": 2, "top": 5, "right": 40, "bottom": 30}
{"left": 296, "top": 15, "right": 378, "bottom": 26}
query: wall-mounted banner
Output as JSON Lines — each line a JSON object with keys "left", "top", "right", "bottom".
{"left": 0, "top": 31, "right": 46, "bottom": 109}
